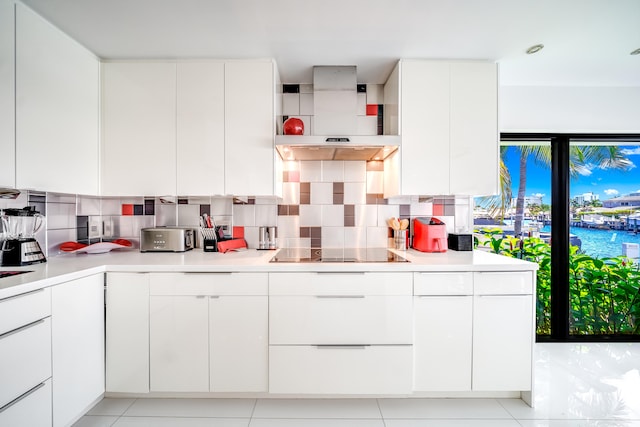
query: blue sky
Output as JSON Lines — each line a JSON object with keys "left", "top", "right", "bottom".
{"left": 500, "top": 145, "right": 640, "bottom": 205}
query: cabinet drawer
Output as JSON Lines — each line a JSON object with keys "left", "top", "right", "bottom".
{"left": 474, "top": 271, "right": 533, "bottom": 295}
{"left": 0, "top": 287, "right": 51, "bottom": 335}
{"left": 413, "top": 272, "right": 472, "bottom": 295}
{"left": 0, "top": 379, "right": 52, "bottom": 427}
{"left": 270, "top": 295, "right": 412, "bottom": 344}
{"left": 269, "top": 345, "right": 412, "bottom": 394}
{"left": 0, "top": 317, "right": 51, "bottom": 408}
{"left": 269, "top": 272, "right": 412, "bottom": 296}
{"left": 150, "top": 272, "right": 268, "bottom": 295}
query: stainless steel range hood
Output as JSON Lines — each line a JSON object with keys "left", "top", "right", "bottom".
{"left": 275, "top": 66, "right": 400, "bottom": 161}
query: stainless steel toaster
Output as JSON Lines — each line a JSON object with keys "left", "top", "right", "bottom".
{"left": 140, "top": 227, "right": 195, "bottom": 252}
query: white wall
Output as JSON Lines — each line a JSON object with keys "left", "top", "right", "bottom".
{"left": 500, "top": 86, "right": 640, "bottom": 133}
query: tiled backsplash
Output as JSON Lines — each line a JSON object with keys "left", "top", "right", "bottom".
{"left": 278, "top": 84, "right": 384, "bottom": 136}
{"left": 1, "top": 161, "right": 473, "bottom": 257}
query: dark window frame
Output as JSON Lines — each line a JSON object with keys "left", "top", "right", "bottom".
{"left": 501, "top": 133, "right": 640, "bottom": 342}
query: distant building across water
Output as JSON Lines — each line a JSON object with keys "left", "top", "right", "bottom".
{"left": 603, "top": 192, "right": 640, "bottom": 208}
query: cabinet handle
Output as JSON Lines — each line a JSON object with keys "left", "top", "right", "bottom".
{"left": 184, "top": 272, "right": 232, "bottom": 275}
{"left": 0, "top": 287, "right": 45, "bottom": 303}
{"left": 316, "top": 272, "right": 366, "bottom": 275}
{"left": 209, "top": 296, "right": 220, "bottom": 299}
{"left": 0, "top": 382, "right": 46, "bottom": 413}
{"left": 416, "top": 294, "right": 470, "bottom": 298}
{"left": 315, "top": 345, "right": 368, "bottom": 349}
{"left": 315, "top": 295, "right": 365, "bottom": 299}
{"left": 195, "top": 295, "right": 206, "bottom": 299}
{"left": 476, "top": 294, "right": 530, "bottom": 297}
{"left": 0, "top": 318, "right": 46, "bottom": 340}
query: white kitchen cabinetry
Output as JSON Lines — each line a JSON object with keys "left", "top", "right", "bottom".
{"left": 472, "top": 271, "right": 534, "bottom": 391}
{"left": 0, "top": 287, "right": 52, "bottom": 425}
{"left": 106, "top": 273, "right": 150, "bottom": 394}
{"left": 413, "top": 272, "right": 473, "bottom": 391}
{"left": 149, "top": 272, "right": 268, "bottom": 392}
{"left": 177, "top": 62, "right": 225, "bottom": 195}
{"left": 51, "top": 274, "right": 104, "bottom": 427}
{"left": 384, "top": 59, "right": 498, "bottom": 197}
{"left": 101, "top": 62, "right": 177, "bottom": 196}
{"left": 15, "top": 3, "right": 100, "bottom": 195}
{"left": 0, "top": 0, "right": 14, "bottom": 188}
{"left": 269, "top": 272, "right": 413, "bottom": 394}
{"left": 225, "top": 61, "right": 280, "bottom": 196}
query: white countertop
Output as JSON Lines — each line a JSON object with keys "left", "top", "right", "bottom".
{"left": 0, "top": 248, "right": 537, "bottom": 299}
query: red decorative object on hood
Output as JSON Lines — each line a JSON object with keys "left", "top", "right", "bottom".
{"left": 283, "top": 117, "right": 304, "bottom": 135}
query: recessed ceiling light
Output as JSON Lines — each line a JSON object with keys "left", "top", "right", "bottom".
{"left": 526, "top": 44, "right": 544, "bottom": 54}
{"left": 631, "top": 48, "right": 640, "bottom": 55}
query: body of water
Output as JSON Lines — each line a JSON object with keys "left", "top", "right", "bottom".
{"left": 541, "top": 226, "right": 640, "bottom": 259}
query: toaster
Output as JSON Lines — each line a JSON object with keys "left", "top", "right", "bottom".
{"left": 140, "top": 227, "right": 195, "bottom": 252}
{"left": 412, "top": 217, "right": 448, "bottom": 253}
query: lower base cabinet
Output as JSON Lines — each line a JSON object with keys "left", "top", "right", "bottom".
{"left": 52, "top": 274, "right": 105, "bottom": 427}
{"left": 149, "top": 273, "right": 268, "bottom": 393}
{"left": 269, "top": 345, "right": 412, "bottom": 394}
{"left": 0, "top": 379, "right": 52, "bottom": 427}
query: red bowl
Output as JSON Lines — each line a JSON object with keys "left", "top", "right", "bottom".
{"left": 283, "top": 117, "right": 304, "bottom": 135}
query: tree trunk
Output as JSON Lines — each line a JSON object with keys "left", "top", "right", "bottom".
{"left": 514, "top": 151, "right": 527, "bottom": 237}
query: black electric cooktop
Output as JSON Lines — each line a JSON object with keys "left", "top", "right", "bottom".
{"left": 0, "top": 270, "right": 33, "bottom": 279}
{"left": 270, "top": 248, "right": 409, "bottom": 263}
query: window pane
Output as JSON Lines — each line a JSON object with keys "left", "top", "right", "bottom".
{"left": 568, "top": 143, "right": 640, "bottom": 336}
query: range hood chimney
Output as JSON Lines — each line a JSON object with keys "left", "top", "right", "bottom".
{"left": 313, "top": 66, "right": 357, "bottom": 135}
{"left": 275, "top": 66, "right": 400, "bottom": 162}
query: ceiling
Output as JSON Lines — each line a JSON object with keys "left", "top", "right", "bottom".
{"left": 20, "top": 0, "right": 640, "bottom": 86}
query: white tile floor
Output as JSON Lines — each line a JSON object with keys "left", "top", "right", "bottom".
{"left": 74, "top": 343, "right": 640, "bottom": 427}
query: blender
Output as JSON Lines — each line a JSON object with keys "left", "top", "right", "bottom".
{"left": 1, "top": 207, "right": 47, "bottom": 266}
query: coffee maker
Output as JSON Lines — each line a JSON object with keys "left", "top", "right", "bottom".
{"left": 1, "top": 207, "right": 47, "bottom": 266}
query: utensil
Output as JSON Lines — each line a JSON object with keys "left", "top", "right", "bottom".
{"left": 400, "top": 219, "right": 409, "bottom": 230}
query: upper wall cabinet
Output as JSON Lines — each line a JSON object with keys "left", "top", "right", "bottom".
{"left": 15, "top": 3, "right": 100, "bottom": 195}
{"left": 224, "top": 61, "right": 281, "bottom": 197}
{"left": 101, "top": 62, "right": 177, "bottom": 197}
{"left": 384, "top": 60, "right": 498, "bottom": 197}
{"left": 176, "top": 62, "right": 225, "bottom": 196}
{"left": 0, "top": 0, "right": 15, "bottom": 188}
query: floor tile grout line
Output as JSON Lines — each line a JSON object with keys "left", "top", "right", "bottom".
{"left": 249, "top": 398, "right": 259, "bottom": 421}
{"left": 375, "top": 398, "right": 387, "bottom": 426}
{"left": 495, "top": 397, "right": 519, "bottom": 420}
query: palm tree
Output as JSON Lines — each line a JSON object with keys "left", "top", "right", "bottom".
{"left": 511, "top": 145, "right": 631, "bottom": 236}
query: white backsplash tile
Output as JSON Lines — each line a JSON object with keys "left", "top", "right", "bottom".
{"left": 114, "top": 216, "right": 135, "bottom": 238}
{"left": 344, "top": 182, "right": 366, "bottom": 205}
{"left": 46, "top": 202, "right": 76, "bottom": 229}
{"left": 344, "top": 227, "right": 367, "bottom": 248}
{"left": 357, "top": 93, "right": 367, "bottom": 115}
{"left": 101, "top": 198, "right": 122, "bottom": 216}
{"left": 232, "top": 205, "right": 256, "bottom": 227}
{"left": 299, "top": 205, "right": 322, "bottom": 227}
{"left": 366, "top": 171, "right": 384, "bottom": 194}
{"left": 377, "top": 205, "right": 400, "bottom": 227}
{"left": 47, "top": 228, "right": 75, "bottom": 257}
{"left": 321, "top": 161, "right": 344, "bottom": 182}
{"left": 299, "top": 84, "right": 313, "bottom": 94}
{"left": 300, "top": 161, "right": 322, "bottom": 182}
{"left": 310, "top": 182, "right": 333, "bottom": 205}
{"left": 355, "top": 205, "right": 378, "bottom": 227}
{"left": 282, "top": 93, "right": 300, "bottom": 115}
{"left": 283, "top": 161, "right": 300, "bottom": 173}
{"left": 177, "top": 204, "right": 200, "bottom": 227}
{"left": 300, "top": 93, "right": 314, "bottom": 116}
{"left": 410, "top": 200, "right": 433, "bottom": 216}
{"left": 282, "top": 182, "right": 300, "bottom": 204}
{"left": 132, "top": 216, "right": 155, "bottom": 234}
{"left": 243, "top": 226, "right": 259, "bottom": 249}
{"left": 156, "top": 204, "right": 177, "bottom": 226}
{"left": 47, "top": 193, "right": 76, "bottom": 203}
{"left": 211, "top": 197, "right": 233, "bottom": 216}
{"left": 322, "top": 227, "right": 345, "bottom": 248}
{"left": 321, "top": 205, "right": 344, "bottom": 227}
{"left": 255, "top": 205, "right": 277, "bottom": 227}
{"left": 366, "top": 226, "right": 388, "bottom": 248}
{"left": 357, "top": 116, "right": 378, "bottom": 136}
{"left": 344, "top": 161, "right": 366, "bottom": 182}
{"left": 277, "top": 216, "right": 299, "bottom": 239}
{"left": 77, "top": 196, "right": 100, "bottom": 216}
{"left": 298, "top": 116, "right": 311, "bottom": 136}
{"left": 366, "top": 84, "right": 384, "bottom": 104}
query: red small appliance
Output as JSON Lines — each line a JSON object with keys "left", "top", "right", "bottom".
{"left": 412, "top": 217, "right": 448, "bottom": 253}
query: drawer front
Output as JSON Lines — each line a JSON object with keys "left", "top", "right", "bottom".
{"left": 269, "top": 272, "right": 413, "bottom": 296}
{"left": 474, "top": 271, "right": 533, "bottom": 295}
{"left": 150, "top": 272, "right": 268, "bottom": 295}
{"left": 0, "top": 287, "right": 51, "bottom": 335}
{"left": 270, "top": 295, "right": 412, "bottom": 344}
{"left": 413, "top": 272, "right": 473, "bottom": 295}
{"left": 0, "top": 379, "right": 52, "bottom": 427}
{"left": 269, "top": 345, "right": 412, "bottom": 394}
{"left": 0, "top": 317, "right": 52, "bottom": 408}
